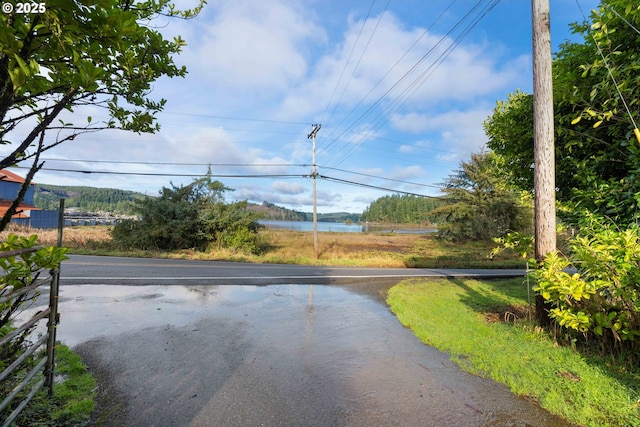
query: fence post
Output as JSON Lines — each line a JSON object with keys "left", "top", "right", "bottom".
{"left": 44, "top": 270, "right": 59, "bottom": 396}
{"left": 44, "top": 199, "right": 64, "bottom": 396}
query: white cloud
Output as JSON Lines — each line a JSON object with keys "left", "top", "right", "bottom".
{"left": 271, "top": 181, "right": 305, "bottom": 195}
{"left": 390, "top": 165, "right": 424, "bottom": 181}
{"left": 178, "top": 0, "right": 322, "bottom": 96}
{"left": 390, "top": 108, "right": 490, "bottom": 159}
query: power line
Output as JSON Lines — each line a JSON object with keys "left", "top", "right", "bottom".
{"left": 19, "top": 166, "right": 445, "bottom": 197}
{"left": 322, "top": 0, "right": 390, "bottom": 131}
{"left": 319, "top": 165, "right": 442, "bottom": 189}
{"left": 15, "top": 166, "right": 302, "bottom": 179}
{"left": 161, "top": 111, "right": 311, "bottom": 126}
{"left": 320, "top": 0, "right": 377, "bottom": 128}
{"left": 319, "top": 174, "right": 442, "bottom": 199}
{"left": 318, "top": 0, "right": 459, "bottom": 157}
{"left": 40, "top": 158, "right": 302, "bottom": 167}
{"left": 319, "top": 0, "right": 497, "bottom": 167}
{"left": 34, "top": 160, "right": 442, "bottom": 190}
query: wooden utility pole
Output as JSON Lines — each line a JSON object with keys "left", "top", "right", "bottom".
{"left": 532, "top": 0, "right": 556, "bottom": 325}
{"left": 308, "top": 124, "right": 321, "bottom": 259}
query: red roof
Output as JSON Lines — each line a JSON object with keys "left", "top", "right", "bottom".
{"left": 0, "top": 169, "right": 32, "bottom": 184}
{"left": 0, "top": 200, "right": 39, "bottom": 219}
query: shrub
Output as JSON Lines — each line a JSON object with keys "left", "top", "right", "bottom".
{"left": 111, "top": 173, "right": 262, "bottom": 253}
{"left": 533, "top": 216, "right": 640, "bottom": 358}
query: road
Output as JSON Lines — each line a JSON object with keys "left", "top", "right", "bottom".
{"left": 59, "top": 255, "right": 568, "bottom": 426}
{"left": 60, "top": 254, "right": 527, "bottom": 286}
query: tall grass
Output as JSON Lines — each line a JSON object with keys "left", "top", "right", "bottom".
{"left": 0, "top": 225, "right": 525, "bottom": 268}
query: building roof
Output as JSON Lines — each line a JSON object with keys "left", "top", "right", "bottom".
{"left": 0, "top": 169, "right": 31, "bottom": 184}
{"left": 0, "top": 200, "right": 39, "bottom": 219}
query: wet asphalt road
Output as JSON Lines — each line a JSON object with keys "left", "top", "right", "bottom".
{"left": 60, "top": 254, "right": 527, "bottom": 286}
{"left": 59, "top": 256, "right": 570, "bottom": 427}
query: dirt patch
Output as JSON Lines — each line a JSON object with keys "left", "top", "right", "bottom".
{"left": 342, "top": 240, "right": 413, "bottom": 253}
{"left": 484, "top": 304, "right": 532, "bottom": 324}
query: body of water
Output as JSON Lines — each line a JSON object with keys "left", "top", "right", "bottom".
{"left": 258, "top": 219, "right": 436, "bottom": 234}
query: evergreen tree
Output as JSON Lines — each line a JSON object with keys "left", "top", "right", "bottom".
{"left": 431, "top": 152, "right": 532, "bottom": 241}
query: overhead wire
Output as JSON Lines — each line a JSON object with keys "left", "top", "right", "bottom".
{"left": 14, "top": 165, "right": 302, "bottom": 179}
{"left": 18, "top": 165, "right": 443, "bottom": 198}
{"left": 39, "top": 158, "right": 302, "bottom": 167}
{"left": 321, "top": 0, "right": 391, "bottom": 134}
{"left": 601, "top": 2, "right": 640, "bottom": 36}
{"left": 324, "top": 0, "right": 500, "bottom": 167}
{"left": 319, "top": 165, "right": 443, "bottom": 189}
{"left": 364, "top": 0, "right": 500, "bottom": 138}
{"left": 161, "top": 111, "right": 311, "bottom": 126}
{"left": 319, "top": 175, "right": 441, "bottom": 199}
{"left": 32, "top": 159, "right": 441, "bottom": 190}
{"left": 319, "top": 0, "right": 377, "bottom": 130}
{"left": 318, "top": 0, "right": 458, "bottom": 158}
{"left": 575, "top": 0, "right": 640, "bottom": 143}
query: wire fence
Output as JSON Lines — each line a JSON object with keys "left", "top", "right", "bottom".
{"left": 0, "top": 245, "right": 62, "bottom": 426}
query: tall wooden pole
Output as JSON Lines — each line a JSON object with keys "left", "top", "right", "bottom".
{"left": 532, "top": 0, "right": 556, "bottom": 325}
{"left": 308, "top": 124, "right": 321, "bottom": 260}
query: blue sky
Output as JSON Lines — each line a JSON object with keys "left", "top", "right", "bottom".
{"left": 17, "top": 0, "right": 600, "bottom": 213}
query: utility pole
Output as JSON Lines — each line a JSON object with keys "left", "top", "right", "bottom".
{"left": 532, "top": 0, "right": 556, "bottom": 326}
{"left": 308, "top": 124, "right": 321, "bottom": 259}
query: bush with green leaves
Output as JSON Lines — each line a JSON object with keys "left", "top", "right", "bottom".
{"left": 0, "top": 234, "right": 68, "bottom": 416}
{"left": 0, "top": 234, "right": 68, "bottom": 332}
{"left": 111, "top": 174, "right": 263, "bottom": 254}
{"left": 533, "top": 216, "right": 640, "bottom": 358}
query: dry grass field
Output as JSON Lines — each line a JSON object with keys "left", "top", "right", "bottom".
{"left": 0, "top": 224, "right": 525, "bottom": 268}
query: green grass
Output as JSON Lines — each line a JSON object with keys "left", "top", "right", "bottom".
{"left": 15, "top": 344, "right": 96, "bottom": 426}
{"left": 387, "top": 278, "right": 640, "bottom": 427}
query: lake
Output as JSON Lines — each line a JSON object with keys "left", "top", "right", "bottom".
{"left": 258, "top": 220, "right": 436, "bottom": 234}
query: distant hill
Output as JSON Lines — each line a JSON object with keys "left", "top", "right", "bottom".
{"left": 247, "top": 202, "right": 360, "bottom": 223}
{"left": 33, "top": 186, "right": 361, "bottom": 222}
{"left": 34, "top": 184, "right": 147, "bottom": 214}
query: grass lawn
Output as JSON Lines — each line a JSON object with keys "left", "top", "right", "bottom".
{"left": 13, "top": 344, "right": 96, "bottom": 426}
{"left": 387, "top": 278, "right": 640, "bottom": 427}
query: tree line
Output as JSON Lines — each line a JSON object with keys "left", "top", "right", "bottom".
{"left": 34, "top": 185, "right": 146, "bottom": 214}
{"left": 360, "top": 194, "right": 442, "bottom": 224}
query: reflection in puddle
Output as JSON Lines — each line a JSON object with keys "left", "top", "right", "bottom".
{"left": 50, "top": 284, "right": 284, "bottom": 347}
{"left": 14, "top": 284, "right": 322, "bottom": 347}
{"left": 20, "top": 283, "right": 570, "bottom": 426}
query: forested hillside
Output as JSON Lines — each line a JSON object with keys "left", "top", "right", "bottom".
{"left": 361, "top": 194, "right": 443, "bottom": 224}
{"left": 34, "top": 184, "right": 147, "bottom": 214}
{"left": 33, "top": 187, "right": 361, "bottom": 222}
{"left": 248, "top": 201, "right": 360, "bottom": 222}
{"left": 249, "top": 202, "right": 307, "bottom": 221}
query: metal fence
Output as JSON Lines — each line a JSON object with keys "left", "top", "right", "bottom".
{"left": 0, "top": 247, "right": 61, "bottom": 426}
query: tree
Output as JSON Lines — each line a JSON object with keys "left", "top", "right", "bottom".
{"left": 111, "top": 174, "right": 263, "bottom": 254}
{"left": 361, "top": 194, "right": 442, "bottom": 224}
{"left": 431, "top": 152, "right": 532, "bottom": 241}
{"left": 484, "top": 0, "right": 640, "bottom": 227}
{"left": 0, "top": 0, "right": 204, "bottom": 231}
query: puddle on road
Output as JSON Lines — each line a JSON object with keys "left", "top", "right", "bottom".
{"left": 47, "top": 284, "right": 279, "bottom": 346}
{"left": 24, "top": 284, "right": 570, "bottom": 426}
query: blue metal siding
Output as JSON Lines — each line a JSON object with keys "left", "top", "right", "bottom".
{"left": 29, "top": 210, "right": 59, "bottom": 229}
{"left": 0, "top": 181, "right": 35, "bottom": 204}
